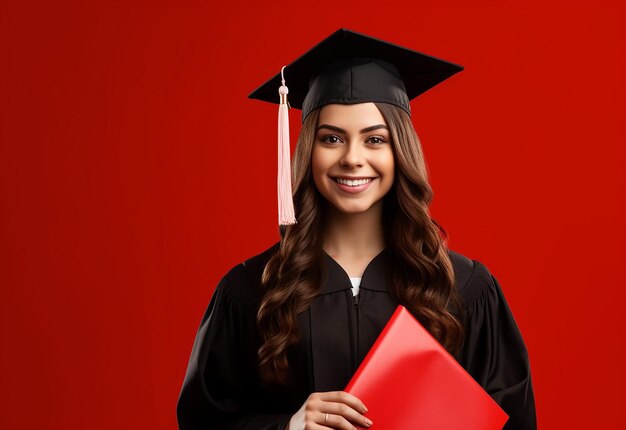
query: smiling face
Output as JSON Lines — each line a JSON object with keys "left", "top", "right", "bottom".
{"left": 311, "top": 102, "right": 395, "bottom": 217}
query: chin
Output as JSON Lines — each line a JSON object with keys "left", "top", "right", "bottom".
{"left": 329, "top": 200, "right": 379, "bottom": 215}
{"left": 337, "top": 207, "right": 370, "bottom": 215}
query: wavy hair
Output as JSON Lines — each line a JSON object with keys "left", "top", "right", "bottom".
{"left": 257, "top": 103, "right": 464, "bottom": 386}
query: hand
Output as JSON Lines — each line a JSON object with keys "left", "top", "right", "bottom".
{"left": 287, "top": 391, "right": 372, "bottom": 430}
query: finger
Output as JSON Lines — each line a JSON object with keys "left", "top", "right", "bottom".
{"left": 303, "top": 412, "right": 342, "bottom": 430}
{"left": 322, "top": 403, "right": 372, "bottom": 428}
{"left": 305, "top": 424, "right": 333, "bottom": 430}
{"left": 318, "top": 391, "right": 368, "bottom": 414}
{"left": 321, "top": 412, "right": 359, "bottom": 430}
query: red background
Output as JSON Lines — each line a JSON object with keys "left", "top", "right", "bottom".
{"left": 1, "top": 0, "right": 624, "bottom": 428}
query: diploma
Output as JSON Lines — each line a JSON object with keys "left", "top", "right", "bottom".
{"left": 345, "top": 305, "right": 509, "bottom": 429}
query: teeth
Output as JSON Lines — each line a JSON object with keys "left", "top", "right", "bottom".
{"left": 336, "top": 177, "right": 373, "bottom": 186}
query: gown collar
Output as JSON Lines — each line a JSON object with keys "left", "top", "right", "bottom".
{"left": 321, "top": 248, "right": 389, "bottom": 294}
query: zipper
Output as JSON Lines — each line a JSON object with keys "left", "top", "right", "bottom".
{"left": 353, "top": 293, "right": 359, "bottom": 371}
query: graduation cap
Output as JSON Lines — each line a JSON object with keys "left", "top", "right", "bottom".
{"left": 248, "top": 29, "right": 463, "bottom": 226}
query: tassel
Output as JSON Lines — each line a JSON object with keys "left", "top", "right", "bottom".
{"left": 278, "top": 66, "right": 296, "bottom": 225}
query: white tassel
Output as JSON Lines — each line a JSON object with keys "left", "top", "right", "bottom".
{"left": 278, "top": 66, "right": 296, "bottom": 225}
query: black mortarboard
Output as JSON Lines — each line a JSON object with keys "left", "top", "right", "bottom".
{"left": 248, "top": 29, "right": 463, "bottom": 226}
{"left": 249, "top": 28, "right": 463, "bottom": 123}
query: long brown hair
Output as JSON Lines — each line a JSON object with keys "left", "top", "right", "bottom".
{"left": 257, "top": 103, "right": 464, "bottom": 386}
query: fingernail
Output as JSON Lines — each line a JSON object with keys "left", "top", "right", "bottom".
{"left": 365, "top": 417, "right": 373, "bottom": 426}
{"left": 362, "top": 405, "right": 369, "bottom": 413}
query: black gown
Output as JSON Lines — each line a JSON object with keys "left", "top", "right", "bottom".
{"left": 177, "top": 242, "right": 537, "bottom": 430}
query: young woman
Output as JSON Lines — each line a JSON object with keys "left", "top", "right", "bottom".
{"left": 177, "top": 29, "right": 537, "bottom": 430}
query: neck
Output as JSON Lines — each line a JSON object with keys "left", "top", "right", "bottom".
{"left": 322, "top": 201, "right": 385, "bottom": 259}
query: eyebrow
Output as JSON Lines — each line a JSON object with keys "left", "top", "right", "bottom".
{"left": 317, "top": 124, "right": 389, "bottom": 134}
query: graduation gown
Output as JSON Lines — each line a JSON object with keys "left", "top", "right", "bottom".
{"left": 177, "top": 242, "right": 537, "bottom": 430}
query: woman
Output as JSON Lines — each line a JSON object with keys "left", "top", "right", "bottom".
{"left": 177, "top": 29, "right": 537, "bottom": 430}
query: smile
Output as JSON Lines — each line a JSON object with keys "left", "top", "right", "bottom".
{"left": 331, "top": 177, "right": 377, "bottom": 194}
{"left": 333, "top": 177, "right": 374, "bottom": 186}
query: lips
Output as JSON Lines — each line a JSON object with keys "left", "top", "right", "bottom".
{"left": 331, "top": 176, "right": 377, "bottom": 194}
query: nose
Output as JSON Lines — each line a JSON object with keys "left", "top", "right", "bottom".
{"left": 339, "top": 141, "right": 364, "bottom": 168}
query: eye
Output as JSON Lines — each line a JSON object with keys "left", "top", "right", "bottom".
{"left": 367, "top": 135, "right": 387, "bottom": 145}
{"left": 320, "top": 135, "right": 342, "bottom": 144}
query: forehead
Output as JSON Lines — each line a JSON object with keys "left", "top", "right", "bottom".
{"left": 317, "top": 103, "right": 386, "bottom": 129}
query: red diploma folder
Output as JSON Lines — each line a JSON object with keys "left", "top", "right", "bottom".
{"left": 345, "top": 305, "right": 509, "bottom": 429}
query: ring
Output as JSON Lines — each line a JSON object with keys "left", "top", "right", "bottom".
{"left": 325, "top": 412, "right": 329, "bottom": 424}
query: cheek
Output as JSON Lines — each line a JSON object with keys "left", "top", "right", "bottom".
{"left": 310, "top": 147, "right": 327, "bottom": 190}
{"left": 311, "top": 147, "right": 331, "bottom": 179}
{"left": 379, "top": 154, "right": 395, "bottom": 192}
{"left": 377, "top": 150, "right": 395, "bottom": 178}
